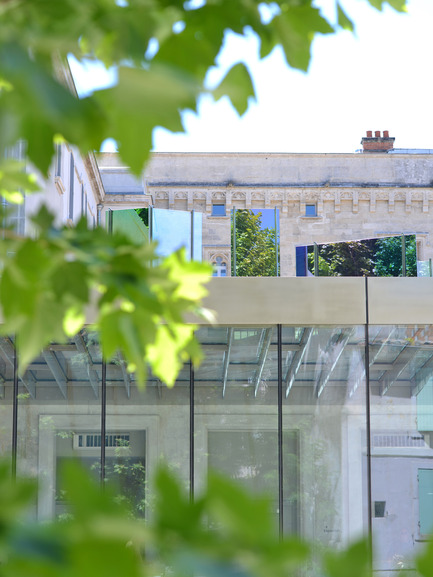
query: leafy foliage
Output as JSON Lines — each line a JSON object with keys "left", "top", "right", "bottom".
{"left": 0, "top": 0, "right": 407, "bottom": 175}
{"left": 307, "top": 235, "right": 416, "bottom": 277}
{"left": 0, "top": 206, "right": 211, "bottom": 384}
{"left": 0, "top": 0, "right": 409, "bottom": 382}
{"left": 233, "top": 209, "right": 278, "bottom": 277}
{"left": 7, "top": 458, "right": 433, "bottom": 577}
{"left": 374, "top": 235, "right": 417, "bottom": 277}
{"left": 0, "top": 458, "right": 376, "bottom": 577}
{"left": 308, "top": 240, "right": 375, "bottom": 277}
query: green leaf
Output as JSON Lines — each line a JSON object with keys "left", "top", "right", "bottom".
{"left": 323, "top": 539, "right": 371, "bottom": 577}
{"left": 266, "top": 5, "right": 334, "bottom": 71}
{"left": 30, "top": 204, "right": 56, "bottom": 231}
{"left": 52, "top": 261, "right": 90, "bottom": 303}
{"left": 416, "top": 539, "right": 433, "bottom": 577}
{"left": 0, "top": 159, "right": 40, "bottom": 203}
{"left": 366, "top": 0, "right": 407, "bottom": 11}
{"left": 147, "top": 323, "right": 196, "bottom": 386}
{"left": 63, "top": 307, "right": 86, "bottom": 337}
{"left": 212, "top": 63, "right": 255, "bottom": 116}
{"left": 94, "top": 65, "right": 199, "bottom": 174}
{"left": 337, "top": 3, "right": 354, "bottom": 31}
{"left": 0, "top": 42, "right": 105, "bottom": 174}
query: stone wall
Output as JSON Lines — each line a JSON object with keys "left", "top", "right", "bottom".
{"left": 98, "top": 152, "right": 433, "bottom": 276}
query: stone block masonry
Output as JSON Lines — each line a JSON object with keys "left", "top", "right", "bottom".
{"left": 98, "top": 144, "right": 433, "bottom": 276}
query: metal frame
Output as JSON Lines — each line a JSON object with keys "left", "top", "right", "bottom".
{"left": 5, "top": 276, "right": 433, "bottom": 541}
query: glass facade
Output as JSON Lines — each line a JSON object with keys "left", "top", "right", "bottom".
{"left": 1, "top": 277, "right": 433, "bottom": 576}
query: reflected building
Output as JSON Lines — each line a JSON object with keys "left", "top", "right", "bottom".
{"left": 2, "top": 139, "right": 433, "bottom": 577}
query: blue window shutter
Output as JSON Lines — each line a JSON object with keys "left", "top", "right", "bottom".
{"left": 296, "top": 246, "right": 308, "bottom": 276}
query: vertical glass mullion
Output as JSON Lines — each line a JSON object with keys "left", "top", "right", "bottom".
{"left": 11, "top": 341, "right": 18, "bottom": 480}
{"left": 100, "top": 361, "right": 107, "bottom": 487}
{"left": 364, "top": 277, "right": 373, "bottom": 544}
{"left": 277, "top": 324, "right": 283, "bottom": 537}
{"left": 190, "top": 360, "right": 194, "bottom": 501}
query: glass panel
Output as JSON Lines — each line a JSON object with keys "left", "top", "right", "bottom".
{"left": 369, "top": 325, "right": 433, "bottom": 573}
{"left": 282, "top": 326, "right": 367, "bottom": 546}
{"left": 232, "top": 209, "right": 279, "bottom": 277}
{"left": 194, "top": 326, "right": 279, "bottom": 523}
{"left": 193, "top": 211, "right": 202, "bottom": 261}
{"left": 16, "top": 330, "right": 102, "bottom": 520}
{"left": 306, "top": 235, "right": 417, "bottom": 277}
{"left": 0, "top": 337, "right": 14, "bottom": 459}
{"left": 152, "top": 207, "right": 202, "bottom": 261}
{"left": 105, "top": 356, "right": 190, "bottom": 518}
{"left": 111, "top": 209, "right": 148, "bottom": 244}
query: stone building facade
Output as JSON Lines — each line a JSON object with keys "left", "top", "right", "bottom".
{"left": 98, "top": 133, "right": 433, "bottom": 276}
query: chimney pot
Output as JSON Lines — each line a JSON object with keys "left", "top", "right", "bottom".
{"left": 361, "top": 130, "right": 395, "bottom": 153}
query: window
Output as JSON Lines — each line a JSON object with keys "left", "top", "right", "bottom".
{"left": 212, "top": 256, "right": 227, "bottom": 277}
{"left": 305, "top": 204, "right": 317, "bottom": 217}
{"left": 212, "top": 204, "right": 226, "bottom": 216}
{"left": 374, "top": 501, "right": 386, "bottom": 518}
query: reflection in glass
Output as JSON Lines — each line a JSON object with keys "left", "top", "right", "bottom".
{"left": 283, "top": 326, "right": 367, "bottom": 544}
{"left": 194, "top": 326, "right": 279, "bottom": 523}
{"left": 369, "top": 325, "right": 433, "bottom": 573}
{"left": 6, "top": 317, "right": 433, "bottom": 572}
{"left": 16, "top": 330, "right": 102, "bottom": 520}
{"left": 105, "top": 355, "right": 190, "bottom": 518}
{"left": 0, "top": 337, "right": 14, "bottom": 460}
{"left": 306, "top": 235, "right": 417, "bottom": 277}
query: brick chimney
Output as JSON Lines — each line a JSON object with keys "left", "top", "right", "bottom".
{"left": 361, "top": 130, "right": 395, "bottom": 153}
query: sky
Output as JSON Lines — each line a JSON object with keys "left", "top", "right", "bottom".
{"left": 70, "top": 0, "right": 433, "bottom": 154}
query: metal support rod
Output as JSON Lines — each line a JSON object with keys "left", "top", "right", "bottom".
{"left": 42, "top": 350, "right": 67, "bottom": 398}
{"left": 96, "top": 203, "right": 103, "bottom": 227}
{"left": 222, "top": 328, "right": 233, "bottom": 398}
{"left": 254, "top": 328, "right": 273, "bottom": 397}
{"left": 314, "top": 242, "right": 319, "bottom": 277}
{"left": 107, "top": 208, "right": 113, "bottom": 234}
{"left": 232, "top": 207, "right": 237, "bottom": 276}
{"left": 100, "top": 361, "right": 106, "bottom": 488}
{"left": 275, "top": 207, "right": 279, "bottom": 277}
{"left": 277, "top": 324, "right": 284, "bottom": 539}
{"left": 73, "top": 333, "right": 99, "bottom": 398}
{"left": 402, "top": 234, "right": 406, "bottom": 277}
{"left": 149, "top": 205, "right": 153, "bottom": 242}
{"left": 189, "top": 360, "right": 195, "bottom": 502}
{"left": 190, "top": 210, "right": 194, "bottom": 261}
{"left": 364, "top": 277, "right": 373, "bottom": 552}
{"left": 11, "top": 340, "right": 18, "bottom": 480}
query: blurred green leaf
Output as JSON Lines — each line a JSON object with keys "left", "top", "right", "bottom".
{"left": 367, "top": 0, "right": 407, "bottom": 11}
{"left": 0, "top": 207, "right": 210, "bottom": 385}
{"left": 337, "top": 3, "right": 354, "bottom": 31}
{"left": 323, "top": 539, "right": 371, "bottom": 577}
{"left": 0, "top": 43, "right": 105, "bottom": 174}
{"left": 0, "top": 159, "right": 40, "bottom": 204}
{"left": 213, "top": 63, "right": 255, "bottom": 116}
{"left": 94, "top": 65, "right": 198, "bottom": 175}
{"left": 267, "top": 5, "right": 334, "bottom": 71}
